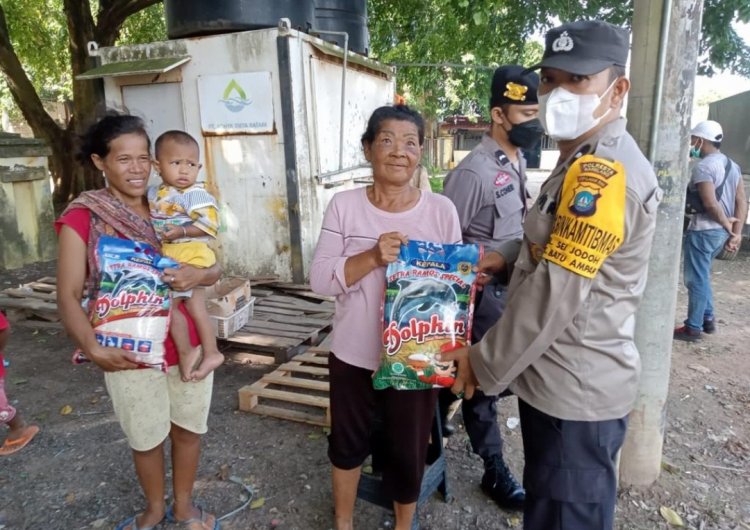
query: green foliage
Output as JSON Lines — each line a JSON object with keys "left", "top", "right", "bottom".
{"left": 368, "top": 0, "right": 629, "bottom": 119}
{"left": 429, "top": 176, "right": 445, "bottom": 193}
{"left": 1, "top": 0, "right": 69, "bottom": 110}
{"left": 368, "top": 0, "right": 545, "bottom": 119}
{"left": 699, "top": 0, "right": 750, "bottom": 77}
{"left": 368, "top": 0, "right": 750, "bottom": 119}
{"left": 0, "top": 0, "right": 165, "bottom": 120}
{"left": 117, "top": 3, "right": 166, "bottom": 46}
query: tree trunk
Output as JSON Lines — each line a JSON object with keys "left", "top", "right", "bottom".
{"left": 1, "top": 0, "right": 162, "bottom": 206}
{"left": 61, "top": 0, "right": 161, "bottom": 200}
{"left": 620, "top": 0, "right": 705, "bottom": 486}
{"left": 64, "top": 0, "right": 105, "bottom": 200}
{"left": 0, "top": 6, "right": 72, "bottom": 205}
{"left": 47, "top": 128, "right": 79, "bottom": 209}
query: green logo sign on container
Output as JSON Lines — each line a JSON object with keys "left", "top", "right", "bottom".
{"left": 221, "top": 79, "right": 252, "bottom": 113}
{"left": 198, "top": 72, "right": 274, "bottom": 134}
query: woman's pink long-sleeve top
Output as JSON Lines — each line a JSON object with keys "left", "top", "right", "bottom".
{"left": 310, "top": 187, "right": 462, "bottom": 371}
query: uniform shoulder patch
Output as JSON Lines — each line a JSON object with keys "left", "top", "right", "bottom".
{"left": 494, "top": 171, "right": 512, "bottom": 187}
{"left": 542, "top": 154, "right": 626, "bottom": 278}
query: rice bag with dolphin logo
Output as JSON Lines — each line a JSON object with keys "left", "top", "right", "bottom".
{"left": 373, "top": 240, "right": 481, "bottom": 390}
{"left": 73, "top": 235, "right": 178, "bottom": 372}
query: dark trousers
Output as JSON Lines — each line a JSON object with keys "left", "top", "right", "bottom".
{"left": 327, "top": 353, "right": 439, "bottom": 504}
{"left": 438, "top": 283, "right": 510, "bottom": 461}
{"left": 519, "top": 400, "right": 628, "bottom": 530}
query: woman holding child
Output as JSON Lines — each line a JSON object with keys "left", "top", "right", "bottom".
{"left": 56, "top": 114, "right": 221, "bottom": 530}
{"left": 310, "top": 105, "right": 462, "bottom": 530}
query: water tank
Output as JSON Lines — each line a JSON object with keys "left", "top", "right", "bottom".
{"left": 165, "top": 0, "right": 315, "bottom": 39}
{"left": 313, "top": 0, "right": 369, "bottom": 55}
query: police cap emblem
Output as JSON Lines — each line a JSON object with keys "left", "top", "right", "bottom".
{"left": 503, "top": 82, "right": 528, "bottom": 102}
{"left": 552, "top": 31, "right": 574, "bottom": 52}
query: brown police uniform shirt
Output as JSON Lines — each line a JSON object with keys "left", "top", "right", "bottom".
{"left": 442, "top": 133, "right": 527, "bottom": 264}
{"left": 469, "top": 118, "right": 663, "bottom": 421}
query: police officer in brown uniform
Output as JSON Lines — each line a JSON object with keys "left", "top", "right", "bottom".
{"left": 441, "top": 65, "right": 543, "bottom": 510}
{"left": 440, "top": 21, "right": 662, "bottom": 529}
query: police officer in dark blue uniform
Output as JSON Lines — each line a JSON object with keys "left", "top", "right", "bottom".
{"left": 441, "top": 65, "right": 543, "bottom": 511}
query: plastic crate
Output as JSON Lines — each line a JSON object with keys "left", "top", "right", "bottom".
{"left": 210, "top": 297, "right": 255, "bottom": 339}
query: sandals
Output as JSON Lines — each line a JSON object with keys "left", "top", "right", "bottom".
{"left": 0, "top": 425, "right": 39, "bottom": 456}
{"left": 166, "top": 505, "right": 220, "bottom": 529}
{"left": 115, "top": 513, "right": 164, "bottom": 530}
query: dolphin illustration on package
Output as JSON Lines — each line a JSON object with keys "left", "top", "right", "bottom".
{"left": 390, "top": 278, "right": 458, "bottom": 326}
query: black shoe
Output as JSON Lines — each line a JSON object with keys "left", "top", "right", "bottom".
{"left": 481, "top": 455, "right": 525, "bottom": 511}
{"left": 703, "top": 318, "right": 716, "bottom": 334}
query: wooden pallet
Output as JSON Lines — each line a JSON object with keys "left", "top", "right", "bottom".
{"left": 222, "top": 286, "right": 334, "bottom": 363}
{"left": 270, "top": 282, "right": 336, "bottom": 303}
{"left": 238, "top": 349, "right": 331, "bottom": 427}
{"left": 256, "top": 294, "right": 334, "bottom": 315}
{"left": 0, "top": 277, "right": 61, "bottom": 325}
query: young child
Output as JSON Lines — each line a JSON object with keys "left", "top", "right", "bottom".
{"left": 0, "top": 310, "right": 39, "bottom": 456}
{"left": 148, "top": 130, "right": 224, "bottom": 382}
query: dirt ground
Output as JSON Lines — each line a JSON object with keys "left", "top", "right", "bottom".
{"left": 0, "top": 249, "right": 748, "bottom": 530}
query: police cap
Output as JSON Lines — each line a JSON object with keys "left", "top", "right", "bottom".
{"left": 526, "top": 20, "right": 629, "bottom": 76}
{"left": 489, "top": 65, "right": 540, "bottom": 109}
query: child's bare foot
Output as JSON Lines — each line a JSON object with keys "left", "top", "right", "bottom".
{"left": 179, "top": 345, "right": 202, "bottom": 382}
{"left": 0, "top": 424, "right": 39, "bottom": 456}
{"left": 189, "top": 350, "right": 224, "bottom": 381}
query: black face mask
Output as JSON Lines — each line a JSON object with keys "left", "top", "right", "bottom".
{"left": 508, "top": 118, "right": 544, "bottom": 150}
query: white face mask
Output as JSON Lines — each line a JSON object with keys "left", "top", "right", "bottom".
{"left": 538, "top": 79, "right": 617, "bottom": 141}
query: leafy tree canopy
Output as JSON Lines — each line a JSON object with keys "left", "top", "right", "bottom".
{"left": 0, "top": 0, "right": 165, "bottom": 202}
{"left": 368, "top": 0, "right": 750, "bottom": 119}
{"left": 0, "top": 0, "right": 165, "bottom": 120}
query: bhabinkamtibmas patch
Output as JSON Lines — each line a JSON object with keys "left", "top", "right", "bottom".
{"left": 543, "top": 154, "right": 625, "bottom": 278}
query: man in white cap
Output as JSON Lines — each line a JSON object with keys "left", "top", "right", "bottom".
{"left": 438, "top": 19, "right": 663, "bottom": 529}
{"left": 674, "top": 120, "right": 746, "bottom": 341}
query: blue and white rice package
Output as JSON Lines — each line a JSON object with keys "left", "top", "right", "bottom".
{"left": 373, "top": 240, "right": 481, "bottom": 390}
{"left": 74, "top": 236, "right": 177, "bottom": 371}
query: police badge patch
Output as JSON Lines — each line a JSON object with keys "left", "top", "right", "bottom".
{"left": 552, "top": 31, "right": 574, "bottom": 52}
{"left": 504, "top": 82, "right": 528, "bottom": 102}
{"left": 570, "top": 186, "right": 600, "bottom": 216}
{"left": 494, "top": 172, "right": 512, "bottom": 187}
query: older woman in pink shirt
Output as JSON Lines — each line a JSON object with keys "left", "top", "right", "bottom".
{"left": 310, "top": 105, "right": 461, "bottom": 530}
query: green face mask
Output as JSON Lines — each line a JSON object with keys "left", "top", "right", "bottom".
{"left": 690, "top": 139, "right": 702, "bottom": 158}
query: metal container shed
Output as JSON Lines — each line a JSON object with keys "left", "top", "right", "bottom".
{"left": 708, "top": 90, "right": 750, "bottom": 173}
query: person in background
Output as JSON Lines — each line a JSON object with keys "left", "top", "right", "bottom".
{"left": 674, "top": 120, "right": 746, "bottom": 341}
{"left": 56, "top": 113, "right": 222, "bottom": 530}
{"left": 310, "top": 104, "right": 461, "bottom": 530}
{"left": 0, "top": 311, "right": 40, "bottom": 456}
{"left": 440, "top": 64, "right": 543, "bottom": 511}
{"left": 440, "top": 20, "right": 662, "bottom": 530}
